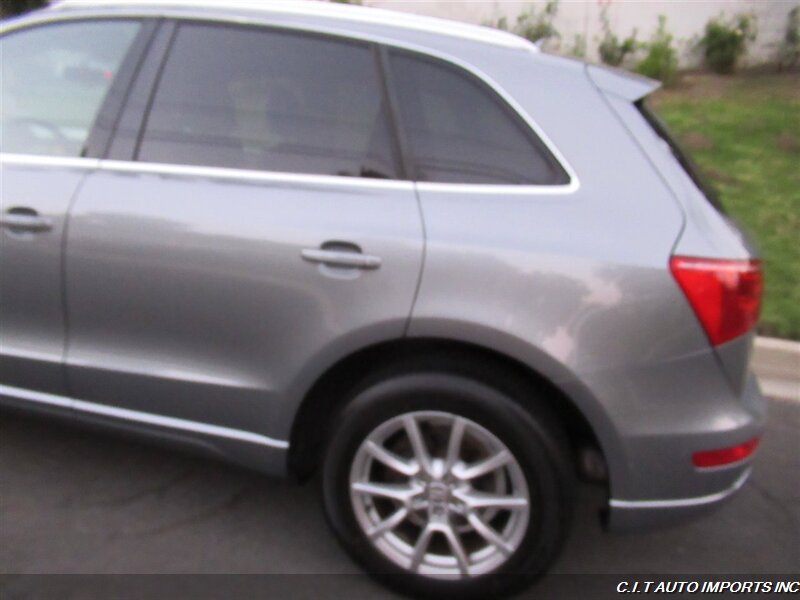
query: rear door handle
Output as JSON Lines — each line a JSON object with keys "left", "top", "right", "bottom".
{"left": 301, "top": 248, "right": 382, "bottom": 270}
{"left": 0, "top": 209, "right": 53, "bottom": 233}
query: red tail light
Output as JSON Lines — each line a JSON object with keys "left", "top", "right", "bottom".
{"left": 670, "top": 256, "right": 763, "bottom": 347}
{"left": 692, "top": 437, "right": 760, "bottom": 468}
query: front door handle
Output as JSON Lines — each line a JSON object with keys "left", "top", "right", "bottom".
{"left": 301, "top": 248, "right": 382, "bottom": 270}
{"left": 0, "top": 208, "right": 53, "bottom": 233}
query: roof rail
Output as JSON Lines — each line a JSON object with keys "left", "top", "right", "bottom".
{"left": 51, "top": 0, "right": 538, "bottom": 51}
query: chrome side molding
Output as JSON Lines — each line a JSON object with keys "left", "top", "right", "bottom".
{"left": 0, "top": 384, "right": 289, "bottom": 450}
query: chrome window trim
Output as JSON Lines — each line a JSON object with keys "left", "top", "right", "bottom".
{"left": 98, "top": 159, "right": 417, "bottom": 191}
{"left": 415, "top": 181, "right": 578, "bottom": 196}
{"left": 2, "top": 9, "right": 579, "bottom": 194}
{"left": 609, "top": 469, "right": 750, "bottom": 510}
{"left": 0, "top": 383, "right": 290, "bottom": 450}
{"left": 0, "top": 153, "right": 101, "bottom": 170}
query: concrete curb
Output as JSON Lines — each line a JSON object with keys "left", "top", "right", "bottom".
{"left": 753, "top": 336, "right": 800, "bottom": 402}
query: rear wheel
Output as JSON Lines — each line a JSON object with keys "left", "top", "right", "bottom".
{"left": 321, "top": 370, "right": 574, "bottom": 598}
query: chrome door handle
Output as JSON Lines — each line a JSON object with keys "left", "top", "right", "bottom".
{"left": 301, "top": 248, "right": 382, "bottom": 270}
{"left": 0, "top": 210, "right": 53, "bottom": 233}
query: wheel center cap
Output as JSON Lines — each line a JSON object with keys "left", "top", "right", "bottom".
{"left": 427, "top": 481, "right": 449, "bottom": 504}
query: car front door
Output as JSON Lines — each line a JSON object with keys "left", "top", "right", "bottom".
{"left": 64, "top": 22, "right": 423, "bottom": 445}
{"left": 0, "top": 19, "right": 145, "bottom": 400}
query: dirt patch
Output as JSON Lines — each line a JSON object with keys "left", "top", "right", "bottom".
{"left": 682, "top": 131, "right": 714, "bottom": 151}
{"left": 702, "top": 167, "right": 739, "bottom": 186}
{"left": 652, "top": 71, "right": 800, "bottom": 103}
{"left": 742, "top": 117, "right": 768, "bottom": 134}
{"left": 776, "top": 133, "right": 800, "bottom": 153}
{"left": 653, "top": 72, "right": 734, "bottom": 103}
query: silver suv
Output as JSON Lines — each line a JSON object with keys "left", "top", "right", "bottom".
{"left": 0, "top": 1, "right": 766, "bottom": 597}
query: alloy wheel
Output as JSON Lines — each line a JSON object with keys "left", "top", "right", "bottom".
{"left": 349, "top": 411, "right": 531, "bottom": 578}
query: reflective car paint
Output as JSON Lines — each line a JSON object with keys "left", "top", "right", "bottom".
{"left": 0, "top": 1, "right": 766, "bottom": 530}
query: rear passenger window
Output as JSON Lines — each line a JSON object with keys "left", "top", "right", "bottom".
{"left": 139, "top": 24, "right": 398, "bottom": 179}
{"left": 389, "top": 51, "right": 569, "bottom": 185}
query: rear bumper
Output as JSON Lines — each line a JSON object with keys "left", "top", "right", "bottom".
{"left": 595, "top": 364, "right": 767, "bottom": 533}
{"left": 605, "top": 467, "right": 751, "bottom": 532}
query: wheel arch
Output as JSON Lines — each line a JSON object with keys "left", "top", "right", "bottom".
{"left": 287, "top": 336, "right": 616, "bottom": 487}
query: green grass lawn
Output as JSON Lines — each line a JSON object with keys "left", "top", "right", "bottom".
{"left": 650, "top": 72, "right": 800, "bottom": 340}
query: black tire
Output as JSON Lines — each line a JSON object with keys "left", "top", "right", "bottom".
{"left": 321, "top": 366, "right": 575, "bottom": 599}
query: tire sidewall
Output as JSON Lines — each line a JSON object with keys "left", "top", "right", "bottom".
{"left": 322, "top": 371, "right": 573, "bottom": 599}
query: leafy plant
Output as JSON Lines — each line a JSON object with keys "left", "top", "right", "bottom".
{"left": 515, "top": 1, "right": 560, "bottom": 45}
{"left": 569, "top": 34, "right": 587, "bottom": 59}
{"left": 597, "top": 7, "right": 638, "bottom": 67}
{"left": 778, "top": 6, "right": 800, "bottom": 70}
{"left": 484, "top": 15, "right": 510, "bottom": 31}
{"left": 635, "top": 15, "right": 679, "bottom": 86}
{"left": 698, "top": 13, "right": 757, "bottom": 74}
{"left": 484, "top": 1, "right": 561, "bottom": 48}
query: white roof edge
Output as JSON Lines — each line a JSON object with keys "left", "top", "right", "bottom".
{"left": 49, "top": 0, "right": 538, "bottom": 51}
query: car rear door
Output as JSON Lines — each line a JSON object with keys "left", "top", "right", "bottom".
{"left": 0, "top": 18, "right": 148, "bottom": 400}
{"left": 63, "top": 21, "right": 423, "bottom": 445}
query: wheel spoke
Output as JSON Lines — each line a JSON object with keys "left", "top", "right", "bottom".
{"left": 349, "top": 411, "right": 531, "bottom": 578}
{"left": 403, "top": 415, "right": 433, "bottom": 475}
{"left": 455, "top": 489, "right": 529, "bottom": 511}
{"left": 410, "top": 524, "right": 435, "bottom": 572}
{"left": 467, "top": 513, "right": 513, "bottom": 556}
{"left": 444, "top": 417, "right": 466, "bottom": 473}
{"left": 366, "top": 507, "right": 409, "bottom": 539}
{"left": 441, "top": 524, "right": 471, "bottom": 576}
{"left": 365, "top": 440, "right": 419, "bottom": 477}
{"left": 452, "top": 449, "right": 511, "bottom": 480}
{"left": 351, "top": 481, "right": 420, "bottom": 504}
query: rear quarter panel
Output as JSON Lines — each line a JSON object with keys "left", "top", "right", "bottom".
{"left": 406, "top": 49, "right": 743, "bottom": 500}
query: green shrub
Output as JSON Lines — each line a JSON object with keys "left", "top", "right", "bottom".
{"left": 778, "top": 6, "right": 800, "bottom": 70}
{"left": 515, "top": 1, "right": 560, "bottom": 44}
{"left": 569, "top": 34, "right": 587, "bottom": 59}
{"left": 484, "top": 1, "right": 560, "bottom": 47}
{"left": 635, "top": 16, "right": 679, "bottom": 86}
{"left": 698, "top": 13, "right": 757, "bottom": 74}
{"left": 486, "top": 15, "right": 511, "bottom": 31}
{"left": 597, "top": 7, "right": 638, "bottom": 66}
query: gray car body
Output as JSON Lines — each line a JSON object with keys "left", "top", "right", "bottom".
{"left": 0, "top": 1, "right": 766, "bottom": 531}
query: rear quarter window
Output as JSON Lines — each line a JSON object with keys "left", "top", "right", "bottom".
{"left": 388, "top": 50, "right": 569, "bottom": 185}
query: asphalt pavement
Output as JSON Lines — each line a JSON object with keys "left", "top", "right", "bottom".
{"left": 1, "top": 396, "right": 798, "bottom": 598}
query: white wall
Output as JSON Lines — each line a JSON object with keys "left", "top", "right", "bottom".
{"left": 365, "top": 0, "right": 797, "bottom": 67}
